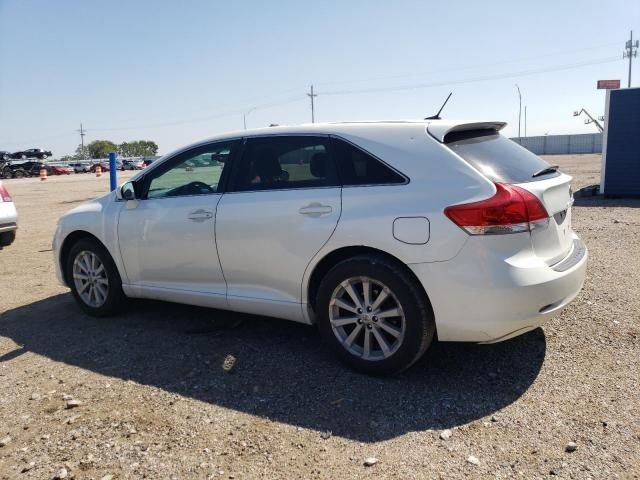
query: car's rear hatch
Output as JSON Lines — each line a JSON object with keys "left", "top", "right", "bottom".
{"left": 432, "top": 123, "right": 574, "bottom": 266}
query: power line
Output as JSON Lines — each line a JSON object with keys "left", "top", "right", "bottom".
{"left": 315, "top": 41, "right": 621, "bottom": 88}
{"left": 91, "top": 95, "right": 305, "bottom": 132}
{"left": 320, "top": 56, "right": 621, "bottom": 96}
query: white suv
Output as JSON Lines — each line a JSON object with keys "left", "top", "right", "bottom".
{"left": 53, "top": 121, "right": 587, "bottom": 375}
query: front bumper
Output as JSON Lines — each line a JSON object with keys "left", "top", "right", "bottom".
{"left": 409, "top": 232, "right": 588, "bottom": 343}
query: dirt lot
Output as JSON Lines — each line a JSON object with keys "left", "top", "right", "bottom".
{"left": 1, "top": 155, "right": 639, "bottom": 479}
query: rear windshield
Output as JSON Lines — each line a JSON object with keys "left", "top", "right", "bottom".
{"left": 446, "top": 130, "right": 560, "bottom": 183}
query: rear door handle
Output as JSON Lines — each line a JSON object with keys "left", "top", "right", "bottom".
{"left": 299, "top": 203, "right": 333, "bottom": 217}
{"left": 188, "top": 209, "right": 213, "bottom": 221}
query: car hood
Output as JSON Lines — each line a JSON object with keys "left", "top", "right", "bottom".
{"left": 60, "top": 191, "right": 114, "bottom": 220}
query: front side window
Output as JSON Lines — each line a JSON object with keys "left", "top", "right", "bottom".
{"left": 332, "top": 138, "right": 407, "bottom": 186}
{"left": 145, "top": 141, "right": 237, "bottom": 199}
{"left": 232, "top": 136, "right": 338, "bottom": 191}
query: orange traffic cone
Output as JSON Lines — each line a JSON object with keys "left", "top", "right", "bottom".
{"left": 95, "top": 165, "right": 102, "bottom": 177}
{"left": 39, "top": 167, "right": 47, "bottom": 181}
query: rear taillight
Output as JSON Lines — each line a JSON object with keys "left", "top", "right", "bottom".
{"left": 444, "top": 183, "right": 548, "bottom": 235}
{"left": 0, "top": 184, "right": 11, "bottom": 202}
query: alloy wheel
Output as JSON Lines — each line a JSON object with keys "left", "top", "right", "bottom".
{"left": 72, "top": 250, "right": 109, "bottom": 308}
{"left": 329, "top": 276, "right": 406, "bottom": 361}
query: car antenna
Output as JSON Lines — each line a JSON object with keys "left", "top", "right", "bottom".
{"left": 424, "top": 92, "right": 453, "bottom": 120}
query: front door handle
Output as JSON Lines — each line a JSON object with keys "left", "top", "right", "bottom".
{"left": 299, "top": 203, "right": 333, "bottom": 217}
{"left": 188, "top": 209, "right": 213, "bottom": 221}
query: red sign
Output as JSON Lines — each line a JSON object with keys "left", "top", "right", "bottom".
{"left": 597, "top": 80, "right": 620, "bottom": 89}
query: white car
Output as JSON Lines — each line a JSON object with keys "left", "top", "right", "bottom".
{"left": 53, "top": 121, "right": 587, "bottom": 375}
{"left": 0, "top": 180, "right": 18, "bottom": 248}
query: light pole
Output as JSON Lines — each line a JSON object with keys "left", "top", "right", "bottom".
{"left": 243, "top": 107, "right": 256, "bottom": 130}
{"left": 515, "top": 84, "right": 522, "bottom": 142}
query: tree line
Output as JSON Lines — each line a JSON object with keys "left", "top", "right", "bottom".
{"left": 61, "top": 139, "right": 159, "bottom": 161}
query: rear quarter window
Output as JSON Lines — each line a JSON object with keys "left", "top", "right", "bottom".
{"left": 446, "top": 130, "right": 560, "bottom": 183}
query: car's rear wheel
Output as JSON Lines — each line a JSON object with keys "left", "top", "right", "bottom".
{"left": 316, "top": 255, "right": 435, "bottom": 376}
{"left": 66, "top": 238, "right": 126, "bottom": 316}
{"left": 13, "top": 169, "right": 25, "bottom": 178}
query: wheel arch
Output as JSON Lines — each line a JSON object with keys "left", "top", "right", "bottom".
{"left": 306, "top": 245, "right": 433, "bottom": 319}
{"left": 59, "top": 230, "right": 112, "bottom": 286}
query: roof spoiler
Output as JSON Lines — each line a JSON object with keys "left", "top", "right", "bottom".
{"left": 427, "top": 121, "right": 507, "bottom": 143}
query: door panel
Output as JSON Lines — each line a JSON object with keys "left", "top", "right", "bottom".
{"left": 116, "top": 139, "right": 239, "bottom": 304}
{"left": 216, "top": 188, "right": 341, "bottom": 306}
{"left": 118, "top": 195, "right": 226, "bottom": 300}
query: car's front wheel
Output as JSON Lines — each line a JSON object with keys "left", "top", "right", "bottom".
{"left": 316, "top": 255, "right": 435, "bottom": 376}
{"left": 66, "top": 238, "right": 126, "bottom": 316}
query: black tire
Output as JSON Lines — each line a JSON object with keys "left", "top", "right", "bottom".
{"left": 0, "top": 230, "right": 16, "bottom": 248}
{"left": 13, "top": 169, "right": 25, "bottom": 179}
{"left": 316, "top": 255, "right": 435, "bottom": 376}
{"left": 65, "top": 237, "right": 127, "bottom": 317}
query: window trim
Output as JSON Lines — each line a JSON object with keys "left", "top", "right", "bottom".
{"left": 225, "top": 134, "right": 340, "bottom": 194}
{"left": 137, "top": 139, "right": 242, "bottom": 200}
{"left": 329, "top": 134, "right": 410, "bottom": 187}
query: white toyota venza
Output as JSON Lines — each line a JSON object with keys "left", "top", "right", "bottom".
{"left": 53, "top": 121, "right": 587, "bottom": 375}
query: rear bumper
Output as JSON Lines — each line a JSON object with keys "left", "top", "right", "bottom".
{"left": 409, "top": 232, "right": 587, "bottom": 342}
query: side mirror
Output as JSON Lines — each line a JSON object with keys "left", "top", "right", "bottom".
{"left": 118, "top": 181, "right": 136, "bottom": 201}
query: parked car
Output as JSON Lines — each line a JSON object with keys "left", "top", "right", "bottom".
{"left": 3, "top": 161, "right": 45, "bottom": 178}
{"left": 68, "top": 161, "right": 92, "bottom": 173}
{"left": 0, "top": 180, "right": 17, "bottom": 248}
{"left": 122, "top": 159, "right": 144, "bottom": 170}
{"left": 48, "top": 164, "right": 72, "bottom": 175}
{"left": 53, "top": 121, "right": 587, "bottom": 375}
{"left": 0, "top": 151, "right": 10, "bottom": 161}
{"left": 0, "top": 159, "right": 12, "bottom": 179}
{"left": 12, "top": 148, "right": 52, "bottom": 160}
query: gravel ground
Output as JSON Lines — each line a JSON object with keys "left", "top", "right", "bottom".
{"left": 0, "top": 155, "right": 638, "bottom": 479}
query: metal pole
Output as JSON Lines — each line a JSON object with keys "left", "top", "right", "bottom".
{"left": 108, "top": 152, "right": 117, "bottom": 192}
{"left": 307, "top": 85, "right": 317, "bottom": 123}
{"left": 243, "top": 107, "right": 256, "bottom": 130}
{"left": 524, "top": 106, "right": 527, "bottom": 137}
{"left": 516, "top": 85, "right": 522, "bottom": 142}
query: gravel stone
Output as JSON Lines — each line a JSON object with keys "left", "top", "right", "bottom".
{"left": 467, "top": 455, "right": 480, "bottom": 466}
{"left": 363, "top": 457, "right": 378, "bottom": 466}
{"left": 439, "top": 429, "right": 452, "bottom": 440}
{"left": 565, "top": 441, "right": 578, "bottom": 452}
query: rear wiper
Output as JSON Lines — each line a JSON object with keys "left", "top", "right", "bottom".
{"left": 532, "top": 165, "right": 559, "bottom": 178}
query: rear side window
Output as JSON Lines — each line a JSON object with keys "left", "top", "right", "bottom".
{"left": 332, "top": 138, "right": 406, "bottom": 186}
{"left": 232, "top": 136, "right": 338, "bottom": 192}
{"left": 446, "top": 130, "right": 560, "bottom": 183}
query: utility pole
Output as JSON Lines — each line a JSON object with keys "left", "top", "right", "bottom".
{"left": 623, "top": 30, "right": 638, "bottom": 88}
{"left": 307, "top": 85, "right": 317, "bottom": 123}
{"left": 524, "top": 106, "right": 527, "bottom": 137}
{"left": 77, "top": 123, "right": 87, "bottom": 159}
{"left": 515, "top": 84, "right": 522, "bottom": 142}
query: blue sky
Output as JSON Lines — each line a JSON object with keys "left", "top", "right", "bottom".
{"left": 0, "top": 0, "right": 638, "bottom": 157}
